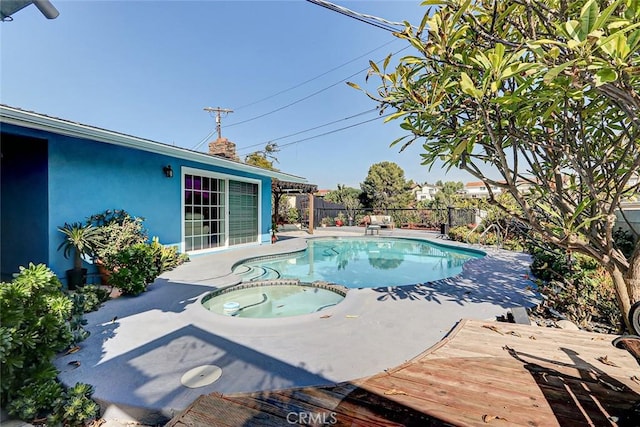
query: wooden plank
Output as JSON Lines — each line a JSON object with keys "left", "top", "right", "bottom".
{"left": 282, "top": 385, "right": 432, "bottom": 426}
{"left": 363, "top": 373, "right": 557, "bottom": 427}
{"left": 390, "top": 360, "right": 552, "bottom": 406}
{"left": 168, "top": 319, "right": 640, "bottom": 427}
{"left": 166, "top": 394, "right": 287, "bottom": 427}
{"left": 438, "top": 335, "right": 636, "bottom": 374}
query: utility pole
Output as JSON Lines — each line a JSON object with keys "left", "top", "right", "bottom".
{"left": 204, "top": 107, "right": 233, "bottom": 139}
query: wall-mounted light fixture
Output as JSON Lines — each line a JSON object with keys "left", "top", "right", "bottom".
{"left": 163, "top": 165, "right": 173, "bottom": 178}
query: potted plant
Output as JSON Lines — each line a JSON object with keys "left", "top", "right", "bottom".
{"left": 57, "top": 222, "right": 101, "bottom": 290}
{"left": 335, "top": 213, "right": 346, "bottom": 227}
{"left": 320, "top": 217, "right": 333, "bottom": 227}
{"left": 87, "top": 209, "right": 147, "bottom": 285}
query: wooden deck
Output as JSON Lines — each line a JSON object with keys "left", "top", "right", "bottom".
{"left": 166, "top": 319, "right": 640, "bottom": 426}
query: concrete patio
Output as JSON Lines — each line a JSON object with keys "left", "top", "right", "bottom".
{"left": 54, "top": 227, "right": 540, "bottom": 424}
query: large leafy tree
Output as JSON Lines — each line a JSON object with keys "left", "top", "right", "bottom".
{"left": 361, "top": 161, "right": 413, "bottom": 211}
{"left": 354, "top": 0, "right": 640, "bottom": 329}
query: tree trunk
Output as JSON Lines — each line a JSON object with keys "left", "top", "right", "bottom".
{"left": 626, "top": 252, "right": 640, "bottom": 303}
{"left": 610, "top": 264, "right": 634, "bottom": 333}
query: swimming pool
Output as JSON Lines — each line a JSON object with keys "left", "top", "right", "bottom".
{"left": 233, "top": 237, "right": 484, "bottom": 288}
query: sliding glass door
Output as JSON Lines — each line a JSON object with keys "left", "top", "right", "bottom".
{"left": 184, "top": 169, "right": 260, "bottom": 252}
{"left": 228, "top": 180, "right": 259, "bottom": 245}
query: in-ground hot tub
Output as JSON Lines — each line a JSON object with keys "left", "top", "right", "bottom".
{"left": 201, "top": 280, "right": 347, "bottom": 318}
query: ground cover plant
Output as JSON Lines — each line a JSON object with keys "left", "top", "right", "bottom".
{"left": 0, "top": 264, "right": 100, "bottom": 425}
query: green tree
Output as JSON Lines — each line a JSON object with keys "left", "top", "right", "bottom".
{"left": 354, "top": 0, "right": 640, "bottom": 330}
{"left": 431, "top": 181, "right": 464, "bottom": 208}
{"left": 324, "top": 185, "right": 363, "bottom": 222}
{"left": 245, "top": 143, "right": 279, "bottom": 171}
{"left": 361, "top": 162, "right": 413, "bottom": 211}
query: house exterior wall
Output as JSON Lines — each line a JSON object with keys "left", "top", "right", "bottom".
{"left": 0, "top": 133, "right": 49, "bottom": 279}
{"left": 1, "top": 123, "right": 273, "bottom": 281}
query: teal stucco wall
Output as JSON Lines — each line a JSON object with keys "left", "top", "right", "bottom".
{"left": 1, "top": 122, "right": 273, "bottom": 283}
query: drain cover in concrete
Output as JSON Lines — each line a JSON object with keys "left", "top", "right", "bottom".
{"left": 181, "top": 365, "right": 222, "bottom": 388}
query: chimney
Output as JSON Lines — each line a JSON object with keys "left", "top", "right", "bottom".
{"left": 208, "top": 137, "right": 239, "bottom": 161}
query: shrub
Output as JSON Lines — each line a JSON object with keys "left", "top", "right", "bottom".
{"left": 527, "top": 240, "right": 621, "bottom": 332}
{"left": 148, "top": 236, "right": 189, "bottom": 273}
{"left": 0, "top": 264, "right": 74, "bottom": 405}
{"left": 287, "top": 208, "right": 299, "bottom": 224}
{"left": 108, "top": 243, "right": 160, "bottom": 295}
{"left": 87, "top": 209, "right": 147, "bottom": 265}
{"left": 0, "top": 264, "right": 99, "bottom": 424}
{"left": 448, "top": 225, "right": 474, "bottom": 242}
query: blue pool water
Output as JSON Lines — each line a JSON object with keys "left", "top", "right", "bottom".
{"left": 233, "top": 237, "right": 484, "bottom": 288}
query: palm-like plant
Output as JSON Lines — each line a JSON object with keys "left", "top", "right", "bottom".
{"left": 57, "top": 222, "right": 101, "bottom": 271}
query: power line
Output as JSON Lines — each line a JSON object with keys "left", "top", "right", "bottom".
{"left": 263, "top": 112, "right": 393, "bottom": 152}
{"left": 236, "top": 108, "right": 378, "bottom": 154}
{"left": 232, "top": 38, "right": 399, "bottom": 112}
{"left": 305, "top": 0, "right": 415, "bottom": 33}
{"left": 224, "top": 67, "right": 367, "bottom": 130}
{"left": 222, "top": 45, "right": 410, "bottom": 130}
{"left": 191, "top": 43, "right": 407, "bottom": 151}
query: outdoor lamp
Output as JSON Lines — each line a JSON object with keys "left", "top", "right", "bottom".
{"left": 163, "top": 165, "right": 173, "bottom": 178}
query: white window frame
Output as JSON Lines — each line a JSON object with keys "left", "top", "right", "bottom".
{"left": 181, "top": 166, "right": 262, "bottom": 254}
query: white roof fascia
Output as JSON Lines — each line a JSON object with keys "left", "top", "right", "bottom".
{"left": 0, "top": 105, "right": 308, "bottom": 184}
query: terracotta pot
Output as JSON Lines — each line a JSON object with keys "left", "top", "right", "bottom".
{"left": 96, "top": 259, "right": 112, "bottom": 286}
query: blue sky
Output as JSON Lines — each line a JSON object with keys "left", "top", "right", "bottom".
{"left": 1, "top": 0, "right": 477, "bottom": 189}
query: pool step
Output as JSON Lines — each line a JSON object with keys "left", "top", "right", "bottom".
{"left": 235, "top": 265, "right": 281, "bottom": 281}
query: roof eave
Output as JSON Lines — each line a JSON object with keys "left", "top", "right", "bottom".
{"left": 0, "top": 105, "right": 308, "bottom": 184}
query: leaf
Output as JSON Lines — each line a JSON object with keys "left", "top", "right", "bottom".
{"left": 383, "top": 53, "right": 392, "bottom": 70}
{"left": 567, "top": 39, "right": 581, "bottom": 49}
{"left": 65, "top": 345, "right": 81, "bottom": 355}
{"left": 580, "top": 0, "right": 600, "bottom": 39}
{"left": 543, "top": 61, "right": 575, "bottom": 84}
{"left": 346, "top": 314, "right": 359, "bottom": 318}
{"left": 346, "top": 81, "right": 362, "bottom": 91}
{"left": 595, "top": 68, "right": 618, "bottom": 86}
{"left": 483, "top": 324, "right": 504, "bottom": 335}
{"left": 384, "top": 111, "right": 408, "bottom": 122}
{"left": 596, "top": 355, "right": 619, "bottom": 367}
{"left": 565, "top": 20, "right": 581, "bottom": 41}
{"left": 369, "top": 60, "right": 380, "bottom": 74}
{"left": 320, "top": 314, "right": 331, "bottom": 319}
{"left": 594, "top": 0, "right": 623, "bottom": 30}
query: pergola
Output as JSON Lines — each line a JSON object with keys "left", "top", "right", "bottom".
{"left": 271, "top": 179, "right": 318, "bottom": 234}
